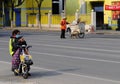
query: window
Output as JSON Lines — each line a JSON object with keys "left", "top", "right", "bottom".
{"left": 52, "top": 0, "right": 64, "bottom": 14}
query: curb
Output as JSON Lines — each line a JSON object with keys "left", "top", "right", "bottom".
{"left": 2, "top": 27, "right": 120, "bottom": 35}
{"left": 95, "top": 30, "right": 120, "bottom": 35}
{"left": 2, "top": 27, "right": 61, "bottom": 32}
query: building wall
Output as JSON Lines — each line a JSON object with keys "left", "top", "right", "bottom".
{"left": 104, "top": 0, "right": 112, "bottom": 24}
{"left": 66, "top": 0, "right": 79, "bottom": 15}
{"left": 25, "top": 0, "right": 52, "bottom": 26}
{"left": 104, "top": 0, "right": 119, "bottom": 30}
{"left": 24, "top": 0, "right": 79, "bottom": 26}
{"left": 22, "top": 0, "right": 90, "bottom": 26}
{"left": 86, "top": 1, "right": 92, "bottom": 14}
{"left": 85, "top": 0, "right": 119, "bottom": 30}
{"left": 14, "top": 0, "right": 52, "bottom": 26}
{"left": 0, "top": 0, "right": 91, "bottom": 27}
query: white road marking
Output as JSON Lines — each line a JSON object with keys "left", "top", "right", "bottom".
{"left": 1, "top": 40, "right": 120, "bottom": 53}
{"left": 0, "top": 61, "right": 120, "bottom": 83}
{"left": 33, "top": 43, "right": 120, "bottom": 53}
{"left": 32, "top": 51, "right": 120, "bottom": 64}
{"left": 1, "top": 40, "right": 120, "bottom": 83}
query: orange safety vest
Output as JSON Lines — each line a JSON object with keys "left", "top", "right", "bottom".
{"left": 60, "top": 19, "right": 67, "bottom": 30}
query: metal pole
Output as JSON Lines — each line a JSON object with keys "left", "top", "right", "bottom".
{"left": 75, "top": 9, "right": 79, "bottom": 20}
{"left": 64, "top": 0, "right": 66, "bottom": 16}
{"left": 2, "top": 1, "right": 5, "bottom": 27}
{"left": 48, "top": 10, "right": 51, "bottom": 28}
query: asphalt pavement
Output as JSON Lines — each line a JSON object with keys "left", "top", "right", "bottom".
{"left": 1, "top": 29, "right": 120, "bottom": 84}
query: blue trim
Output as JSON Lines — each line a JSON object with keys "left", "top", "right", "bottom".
{"left": 94, "top": 7, "right": 103, "bottom": 12}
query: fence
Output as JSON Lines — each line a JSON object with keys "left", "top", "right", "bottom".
{"left": 40, "top": 13, "right": 91, "bottom": 27}
{"left": 0, "top": 12, "right": 91, "bottom": 28}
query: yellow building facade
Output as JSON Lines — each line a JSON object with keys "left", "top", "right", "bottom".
{"left": 23, "top": 0, "right": 120, "bottom": 30}
{"left": 1, "top": 0, "right": 119, "bottom": 30}
{"left": 85, "top": 0, "right": 120, "bottom": 30}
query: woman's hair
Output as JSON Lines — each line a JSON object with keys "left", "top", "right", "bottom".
{"left": 12, "top": 29, "right": 20, "bottom": 36}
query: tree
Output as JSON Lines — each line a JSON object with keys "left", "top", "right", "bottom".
{"left": 0, "top": 0, "right": 10, "bottom": 26}
{"left": 9, "top": 0, "right": 25, "bottom": 28}
{"left": 35, "top": 0, "right": 44, "bottom": 29}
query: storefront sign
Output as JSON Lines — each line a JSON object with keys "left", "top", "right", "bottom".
{"left": 105, "top": 1, "right": 120, "bottom": 20}
{"left": 105, "top": 5, "right": 120, "bottom": 11}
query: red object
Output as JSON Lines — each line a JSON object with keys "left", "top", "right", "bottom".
{"left": 105, "top": 5, "right": 120, "bottom": 11}
{"left": 60, "top": 19, "right": 67, "bottom": 30}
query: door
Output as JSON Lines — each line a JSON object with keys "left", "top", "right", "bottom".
{"left": 91, "top": 2, "right": 104, "bottom": 30}
{"left": 14, "top": 8, "right": 21, "bottom": 27}
{"left": 96, "top": 12, "right": 104, "bottom": 28}
{"left": 4, "top": 9, "right": 10, "bottom": 26}
{"left": 52, "top": 0, "right": 59, "bottom": 14}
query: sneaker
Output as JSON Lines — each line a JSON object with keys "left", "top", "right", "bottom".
{"left": 14, "top": 69, "right": 19, "bottom": 74}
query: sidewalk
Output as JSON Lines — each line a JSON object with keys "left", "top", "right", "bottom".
{"left": 2, "top": 26, "right": 60, "bottom": 32}
{"left": 1, "top": 27, "right": 120, "bottom": 35}
{"left": 95, "top": 30, "right": 120, "bottom": 35}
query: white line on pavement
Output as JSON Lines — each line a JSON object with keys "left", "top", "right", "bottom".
{"left": 32, "top": 51, "right": 120, "bottom": 64}
{"left": 33, "top": 43, "right": 120, "bottom": 53}
{"left": 0, "top": 61, "right": 120, "bottom": 83}
{"left": 1, "top": 40, "right": 120, "bottom": 53}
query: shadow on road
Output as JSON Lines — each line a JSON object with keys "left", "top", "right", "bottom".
{"left": 29, "top": 68, "right": 80, "bottom": 79}
{"left": 29, "top": 71, "right": 62, "bottom": 79}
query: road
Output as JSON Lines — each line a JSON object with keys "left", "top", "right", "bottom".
{"left": 1, "top": 30, "right": 120, "bottom": 84}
